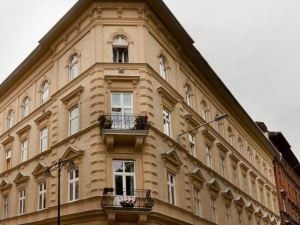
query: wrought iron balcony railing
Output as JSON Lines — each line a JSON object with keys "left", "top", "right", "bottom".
{"left": 98, "top": 114, "right": 149, "bottom": 130}
{"left": 101, "top": 188, "right": 154, "bottom": 211}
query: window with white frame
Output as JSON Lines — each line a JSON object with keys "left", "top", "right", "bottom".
{"left": 40, "top": 127, "right": 48, "bottom": 152}
{"left": 41, "top": 81, "right": 49, "bottom": 104}
{"left": 232, "top": 166, "right": 238, "bottom": 185}
{"left": 167, "top": 172, "right": 175, "bottom": 205}
{"left": 220, "top": 155, "right": 226, "bottom": 177}
{"left": 19, "top": 189, "right": 25, "bottom": 215}
{"left": 7, "top": 110, "right": 13, "bottom": 129}
{"left": 113, "top": 36, "right": 128, "bottom": 63}
{"left": 20, "top": 139, "right": 28, "bottom": 163}
{"left": 210, "top": 196, "right": 217, "bottom": 223}
{"left": 3, "top": 195, "right": 8, "bottom": 219}
{"left": 22, "top": 97, "right": 30, "bottom": 117}
{"left": 185, "top": 84, "right": 192, "bottom": 106}
{"left": 38, "top": 182, "right": 46, "bottom": 210}
{"left": 206, "top": 144, "right": 212, "bottom": 168}
{"left": 113, "top": 160, "right": 135, "bottom": 197}
{"left": 69, "top": 54, "right": 79, "bottom": 80}
{"left": 201, "top": 101, "right": 209, "bottom": 121}
{"left": 69, "top": 105, "right": 79, "bottom": 136}
{"left": 111, "top": 93, "right": 133, "bottom": 129}
{"left": 194, "top": 187, "right": 201, "bottom": 216}
{"left": 5, "top": 150, "right": 11, "bottom": 171}
{"left": 68, "top": 169, "right": 79, "bottom": 202}
{"left": 226, "top": 205, "right": 231, "bottom": 225}
{"left": 163, "top": 108, "right": 171, "bottom": 137}
{"left": 159, "top": 55, "right": 167, "bottom": 80}
{"left": 189, "top": 133, "right": 196, "bottom": 157}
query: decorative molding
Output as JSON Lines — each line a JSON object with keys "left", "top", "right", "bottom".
{"left": 0, "top": 179, "right": 12, "bottom": 191}
{"left": 14, "top": 172, "right": 30, "bottom": 185}
{"left": 239, "top": 162, "right": 249, "bottom": 171}
{"left": 61, "top": 85, "right": 84, "bottom": 105}
{"left": 1, "top": 135, "right": 14, "bottom": 147}
{"left": 190, "top": 168, "right": 205, "bottom": 187}
{"left": 201, "top": 128, "right": 216, "bottom": 143}
{"left": 16, "top": 125, "right": 31, "bottom": 137}
{"left": 157, "top": 86, "right": 178, "bottom": 106}
{"left": 32, "top": 162, "right": 48, "bottom": 177}
{"left": 104, "top": 75, "right": 140, "bottom": 89}
{"left": 61, "top": 146, "right": 84, "bottom": 161}
{"left": 34, "top": 110, "right": 52, "bottom": 125}
{"left": 206, "top": 179, "right": 221, "bottom": 194}
{"left": 216, "top": 141, "right": 229, "bottom": 154}
{"left": 161, "top": 149, "right": 182, "bottom": 168}
{"left": 184, "top": 114, "right": 199, "bottom": 127}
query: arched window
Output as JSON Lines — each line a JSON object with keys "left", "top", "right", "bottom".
{"left": 185, "top": 84, "right": 192, "bottom": 106}
{"left": 22, "top": 97, "right": 30, "bottom": 117}
{"left": 201, "top": 101, "right": 209, "bottom": 121}
{"left": 7, "top": 110, "right": 13, "bottom": 129}
{"left": 41, "top": 81, "right": 49, "bottom": 104}
{"left": 69, "top": 54, "right": 79, "bottom": 80}
{"left": 113, "top": 36, "right": 128, "bottom": 63}
{"left": 237, "top": 137, "right": 243, "bottom": 154}
{"left": 227, "top": 127, "right": 234, "bottom": 145}
{"left": 159, "top": 55, "right": 167, "bottom": 80}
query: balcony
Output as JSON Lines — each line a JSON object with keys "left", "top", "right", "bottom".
{"left": 98, "top": 114, "right": 149, "bottom": 151}
{"left": 101, "top": 188, "right": 154, "bottom": 211}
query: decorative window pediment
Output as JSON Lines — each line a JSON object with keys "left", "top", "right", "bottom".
{"left": 216, "top": 141, "right": 229, "bottom": 154}
{"left": 257, "top": 177, "right": 265, "bottom": 185}
{"left": 245, "top": 202, "right": 255, "bottom": 213}
{"left": 105, "top": 75, "right": 140, "bottom": 90}
{"left": 61, "top": 146, "right": 84, "bottom": 161}
{"left": 190, "top": 167, "right": 205, "bottom": 187}
{"left": 0, "top": 179, "right": 12, "bottom": 191}
{"left": 229, "top": 153, "right": 240, "bottom": 165}
{"left": 240, "top": 162, "right": 249, "bottom": 172}
{"left": 16, "top": 125, "right": 31, "bottom": 137}
{"left": 34, "top": 110, "right": 52, "bottom": 125}
{"left": 249, "top": 170, "right": 257, "bottom": 178}
{"left": 162, "top": 149, "right": 182, "bottom": 169}
{"left": 61, "top": 85, "right": 84, "bottom": 105}
{"left": 201, "top": 128, "right": 216, "bottom": 143}
{"left": 255, "top": 207, "right": 263, "bottom": 218}
{"left": 32, "top": 162, "right": 48, "bottom": 177}
{"left": 263, "top": 213, "right": 271, "bottom": 222}
{"left": 270, "top": 217, "right": 277, "bottom": 225}
{"left": 206, "top": 179, "right": 221, "bottom": 194}
{"left": 234, "top": 195, "right": 246, "bottom": 208}
{"left": 157, "top": 86, "right": 178, "bottom": 108}
{"left": 14, "top": 172, "right": 29, "bottom": 185}
{"left": 184, "top": 114, "right": 200, "bottom": 127}
{"left": 1, "top": 135, "right": 14, "bottom": 147}
{"left": 222, "top": 188, "right": 234, "bottom": 202}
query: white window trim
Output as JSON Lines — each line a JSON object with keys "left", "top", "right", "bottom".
{"left": 163, "top": 108, "right": 171, "bottom": 137}
{"left": 206, "top": 145, "right": 212, "bottom": 168}
{"left": 194, "top": 187, "right": 201, "bottom": 216}
{"left": 68, "top": 169, "right": 79, "bottom": 202}
{"left": 5, "top": 150, "right": 11, "bottom": 170}
{"left": 40, "top": 127, "right": 48, "bottom": 152}
{"left": 3, "top": 195, "right": 9, "bottom": 219}
{"left": 41, "top": 81, "right": 49, "bottom": 104}
{"left": 19, "top": 189, "right": 25, "bottom": 215}
{"left": 69, "top": 54, "right": 79, "bottom": 80}
{"left": 167, "top": 172, "right": 176, "bottom": 205}
{"left": 21, "top": 139, "right": 28, "bottom": 163}
{"left": 69, "top": 105, "right": 79, "bottom": 136}
{"left": 159, "top": 55, "right": 168, "bottom": 80}
{"left": 189, "top": 133, "right": 196, "bottom": 157}
{"left": 38, "top": 182, "right": 47, "bottom": 210}
{"left": 210, "top": 197, "right": 217, "bottom": 223}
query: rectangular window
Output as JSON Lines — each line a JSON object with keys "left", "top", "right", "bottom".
{"left": 189, "top": 133, "right": 196, "bottom": 157}
{"left": 163, "top": 109, "right": 171, "bottom": 137}
{"left": 252, "top": 180, "right": 257, "bottom": 199}
{"left": 38, "top": 182, "right": 46, "bottom": 210}
{"left": 69, "top": 105, "right": 79, "bottom": 136}
{"left": 242, "top": 173, "right": 248, "bottom": 192}
{"left": 220, "top": 155, "right": 226, "bottom": 176}
{"left": 111, "top": 93, "right": 133, "bottom": 129}
{"left": 167, "top": 172, "right": 175, "bottom": 205}
{"left": 206, "top": 145, "right": 212, "bottom": 168}
{"left": 232, "top": 166, "right": 238, "bottom": 185}
{"left": 5, "top": 150, "right": 11, "bottom": 171}
{"left": 19, "top": 189, "right": 25, "bottom": 215}
{"left": 20, "top": 139, "right": 28, "bottom": 163}
{"left": 259, "top": 184, "right": 265, "bottom": 205}
{"left": 210, "top": 197, "right": 217, "bottom": 223}
{"left": 194, "top": 187, "right": 201, "bottom": 216}
{"left": 40, "top": 127, "right": 48, "bottom": 152}
{"left": 69, "top": 169, "right": 79, "bottom": 202}
{"left": 3, "top": 195, "right": 8, "bottom": 219}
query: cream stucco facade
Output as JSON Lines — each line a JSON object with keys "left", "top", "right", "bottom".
{"left": 0, "top": 1, "right": 280, "bottom": 225}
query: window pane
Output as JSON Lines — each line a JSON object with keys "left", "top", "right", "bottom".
{"left": 126, "top": 176, "right": 134, "bottom": 196}
{"left": 112, "top": 94, "right": 121, "bottom": 106}
{"left": 69, "top": 183, "right": 73, "bottom": 201}
{"left": 115, "top": 175, "right": 123, "bottom": 195}
{"left": 113, "top": 161, "right": 123, "bottom": 172}
{"left": 75, "top": 182, "right": 79, "bottom": 200}
{"left": 124, "top": 162, "right": 134, "bottom": 172}
{"left": 123, "top": 94, "right": 131, "bottom": 106}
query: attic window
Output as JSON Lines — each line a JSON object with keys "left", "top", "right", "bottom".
{"left": 113, "top": 36, "right": 128, "bottom": 63}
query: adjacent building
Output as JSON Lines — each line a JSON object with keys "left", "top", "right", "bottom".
{"left": 0, "top": 0, "right": 281, "bottom": 225}
{"left": 257, "top": 122, "right": 300, "bottom": 225}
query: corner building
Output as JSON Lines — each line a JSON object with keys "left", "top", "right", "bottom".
{"left": 0, "top": 0, "right": 281, "bottom": 225}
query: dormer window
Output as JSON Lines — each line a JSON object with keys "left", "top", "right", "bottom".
{"left": 159, "top": 55, "right": 167, "bottom": 80}
{"left": 41, "top": 81, "right": 49, "bottom": 104}
{"left": 69, "top": 54, "right": 79, "bottom": 80}
{"left": 113, "top": 36, "right": 128, "bottom": 63}
{"left": 7, "top": 110, "right": 14, "bottom": 129}
{"left": 22, "top": 97, "right": 30, "bottom": 117}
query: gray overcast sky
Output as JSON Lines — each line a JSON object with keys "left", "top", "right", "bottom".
{"left": 0, "top": 0, "right": 299, "bottom": 158}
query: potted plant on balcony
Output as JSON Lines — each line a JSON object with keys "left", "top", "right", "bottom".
{"left": 98, "top": 115, "right": 113, "bottom": 129}
{"left": 134, "top": 115, "right": 148, "bottom": 130}
{"left": 119, "top": 199, "right": 136, "bottom": 208}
